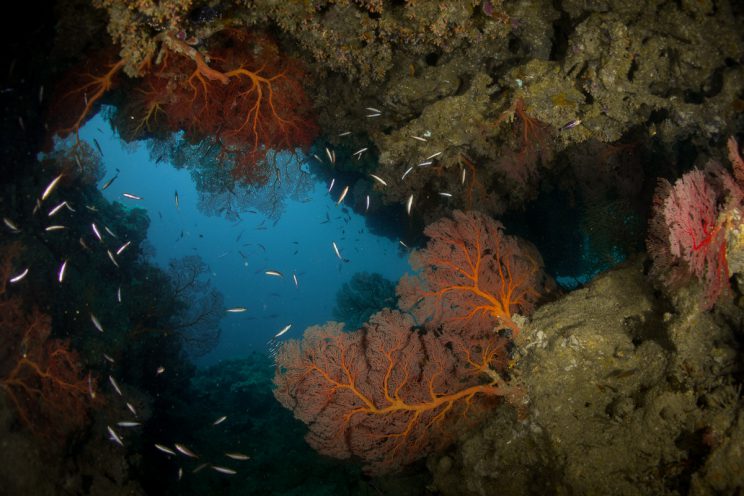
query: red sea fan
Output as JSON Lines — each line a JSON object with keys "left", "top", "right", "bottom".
{"left": 494, "top": 98, "right": 554, "bottom": 194}
{"left": 152, "top": 30, "right": 319, "bottom": 183}
{"left": 46, "top": 51, "right": 125, "bottom": 147}
{"left": 0, "top": 245, "right": 97, "bottom": 442}
{"left": 273, "top": 309, "right": 513, "bottom": 475}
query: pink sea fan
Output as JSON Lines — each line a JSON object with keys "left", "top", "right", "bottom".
{"left": 647, "top": 169, "right": 729, "bottom": 308}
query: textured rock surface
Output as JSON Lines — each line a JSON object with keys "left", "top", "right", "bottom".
{"left": 428, "top": 259, "right": 743, "bottom": 495}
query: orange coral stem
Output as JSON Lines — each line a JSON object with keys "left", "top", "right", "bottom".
{"left": 165, "top": 33, "right": 229, "bottom": 84}
{"left": 309, "top": 349, "right": 504, "bottom": 438}
{"left": 59, "top": 59, "right": 125, "bottom": 138}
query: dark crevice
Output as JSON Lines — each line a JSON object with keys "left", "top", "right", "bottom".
{"left": 548, "top": 1, "right": 573, "bottom": 62}
{"left": 425, "top": 52, "right": 440, "bottom": 67}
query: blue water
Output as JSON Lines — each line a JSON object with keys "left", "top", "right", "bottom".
{"left": 78, "top": 113, "right": 410, "bottom": 366}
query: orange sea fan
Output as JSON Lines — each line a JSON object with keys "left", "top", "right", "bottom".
{"left": 397, "top": 210, "right": 546, "bottom": 336}
{"left": 274, "top": 309, "right": 513, "bottom": 475}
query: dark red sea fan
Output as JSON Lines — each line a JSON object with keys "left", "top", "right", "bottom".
{"left": 0, "top": 244, "right": 97, "bottom": 442}
{"left": 138, "top": 30, "right": 319, "bottom": 183}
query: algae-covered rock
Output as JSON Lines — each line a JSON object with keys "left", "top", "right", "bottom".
{"left": 375, "top": 72, "right": 497, "bottom": 173}
{"left": 428, "top": 259, "right": 744, "bottom": 495}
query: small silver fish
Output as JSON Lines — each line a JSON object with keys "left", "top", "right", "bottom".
{"left": 156, "top": 366, "right": 165, "bottom": 375}
{"left": 101, "top": 170, "right": 119, "bottom": 191}
{"left": 175, "top": 443, "right": 198, "bottom": 458}
{"left": 211, "top": 466, "right": 237, "bottom": 475}
{"left": 411, "top": 135, "right": 427, "bottom": 142}
{"left": 225, "top": 452, "right": 250, "bottom": 461}
{"left": 174, "top": 190, "right": 179, "bottom": 209}
{"left": 461, "top": 169, "right": 466, "bottom": 185}
{"left": 122, "top": 193, "right": 142, "bottom": 200}
{"left": 45, "top": 225, "right": 66, "bottom": 231}
{"left": 401, "top": 166, "right": 414, "bottom": 180}
{"left": 47, "top": 201, "right": 68, "bottom": 217}
{"left": 41, "top": 173, "right": 64, "bottom": 201}
{"left": 438, "top": 192, "right": 453, "bottom": 197}
{"left": 425, "top": 151, "right": 442, "bottom": 160}
{"left": 155, "top": 444, "right": 176, "bottom": 456}
{"left": 91, "top": 223, "right": 102, "bottom": 241}
{"left": 292, "top": 273, "right": 299, "bottom": 288}
{"left": 328, "top": 178, "right": 335, "bottom": 193}
{"left": 106, "top": 250, "right": 119, "bottom": 268}
{"left": 3, "top": 217, "right": 19, "bottom": 232}
{"left": 103, "top": 353, "right": 115, "bottom": 363}
{"left": 352, "top": 147, "right": 368, "bottom": 158}
{"left": 109, "top": 375, "right": 122, "bottom": 395}
{"left": 104, "top": 226, "right": 117, "bottom": 238}
{"left": 338, "top": 131, "right": 351, "bottom": 136}
{"left": 58, "top": 260, "right": 68, "bottom": 283}
{"left": 336, "top": 185, "right": 349, "bottom": 205}
{"left": 88, "top": 372, "right": 96, "bottom": 399}
{"left": 369, "top": 174, "right": 387, "bottom": 186}
{"left": 264, "top": 270, "right": 283, "bottom": 278}
{"left": 107, "top": 426, "right": 124, "bottom": 447}
{"left": 365, "top": 107, "right": 381, "bottom": 113}
{"left": 213, "top": 415, "right": 227, "bottom": 426}
{"left": 406, "top": 194, "right": 413, "bottom": 216}
{"left": 332, "top": 241, "right": 342, "bottom": 260}
{"left": 116, "top": 241, "right": 131, "bottom": 256}
{"left": 117, "top": 421, "right": 141, "bottom": 427}
{"left": 366, "top": 194, "right": 370, "bottom": 212}
{"left": 274, "top": 324, "right": 292, "bottom": 338}
{"left": 117, "top": 286, "right": 122, "bottom": 303}
{"left": 9, "top": 268, "right": 29, "bottom": 283}
{"left": 561, "top": 118, "right": 582, "bottom": 130}
{"left": 126, "top": 402, "right": 137, "bottom": 416}
{"left": 226, "top": 307, "right": 247, "bottom": 313}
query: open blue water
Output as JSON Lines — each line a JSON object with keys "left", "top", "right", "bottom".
{"left": 79, "top": 112, "right": 409, "bottom": 367}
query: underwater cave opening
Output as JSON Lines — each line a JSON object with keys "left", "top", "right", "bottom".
{"left": 502, "top": 186, "right": 645, "bottom": 290}
{"left": 70, "top": 109, "right": 410, "bottom": 367}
